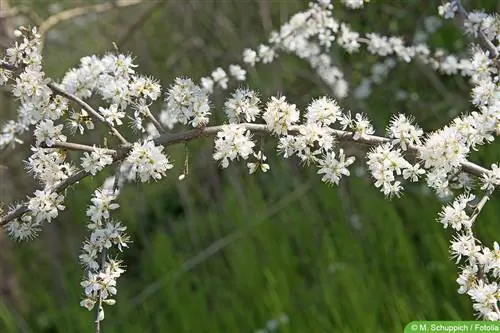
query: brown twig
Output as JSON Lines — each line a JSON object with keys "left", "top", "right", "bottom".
{"left": 39, "top": 0, "right": 145, "bottom": 37}
{"left": 40, "top": 141, "right": 116, "bottom": 155}
{"left": 47, "top": 82, "right": 129, "bottom": 146}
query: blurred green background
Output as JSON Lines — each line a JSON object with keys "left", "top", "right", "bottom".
{"left": 0, "top": 0, "right": 499, "bottom": 332}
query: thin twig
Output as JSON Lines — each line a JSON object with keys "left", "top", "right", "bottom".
{"left": 95, "top": 248, "right": 107, "bottom": 333}
{"left": 469, "top": 189, "right": 494, "bottom": 225}
{"left": 48, "top": 82, "right": 129, "bottom": 145}
{"left": 0, "top": 5, "right": 43, "bottom": 26}
{"left": 452, "top": 0, "right": 500, "bottom": 64}
{"left": 144, "top": 107, "right": 165, "bottom": 134}
{"left": 40, "top": 141, "right": 116, "bottom": 155}
{"left": 39, "top": 0, "right": 145, "bottom": 37}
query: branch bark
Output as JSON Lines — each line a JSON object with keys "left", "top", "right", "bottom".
{"left": 0, "top": 122, "right": 491, "bottom": 226}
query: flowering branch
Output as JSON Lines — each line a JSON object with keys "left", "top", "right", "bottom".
{"left": 451, "top": 0, "right": 500, "bottom": 61}
{"left": 0, "top": 0, "right": 499, "bottom": 326}
{"left": 0, "top": 120, "right": 491, "bottom": 228}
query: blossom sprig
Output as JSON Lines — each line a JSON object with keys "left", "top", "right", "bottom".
{"left": 366, "top": 143, "right": 423, "bottom": 198}
{"left": 79, "top": 188, "right": 130, "bottom": 323}
{"left": 481, "top": 164, "right": 500, "bottom": 191}
{"left": 25, "top": 147, "right": 74, "bottom": 187}
{"left": 437, "top": 193, "right": 475, "bottom": 231}
{"left": 125, "top": 140, "right": 174, "bottom": 182}
{"left": 247, "top": 151, "right": 270, "bottom": 174}
{"left": 213, "top": 124, "right": 256, "bottom": 168}
{"left": 81, "top": 147, "right": 114, "bottom": 176}
{"left": 162, "top": 77, "right": 211, "bottom": 129}
{"left": 262, "top": 96, "right": 300, "bottom": 135}
{"left": 224, "top": 88, "right": 261, "bottom": 123}
{"left": 27, "top": 189, "right": 65, "bottom": 223}
{"left": 317, "top": 149, "right": 355, "bottom": 185}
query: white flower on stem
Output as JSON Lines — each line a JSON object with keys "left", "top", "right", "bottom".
{"left": 213, "top": 124, "right": 255, "bottom": 168}
{"left": 456, "top": 265, "right": 478, "bottom": 294}
{"left": 224, "top": 88, "right": 261, "bottom": 123}
{"left": 129, "top": 76, "right": 161, "bottom": 101}
{"left": 243, "top": 48, "right": 258, "bottom": 66}
{"left": 305, "top": 97, "right": 341, "bottom": 126}
{"left": 468, "top": 280, "right": 499, "bottom": 318}
{"left": 292, "top": 124, "right": 335, "bottom": 164}
{"left": 25, "top": 147, "right": 73, "bottom": 187}
{"left": 402, "top": 163, "right": 425, "bottom": 182}
{"left": 34, "top": 119, "right": 66, "bottom": 147}
{"left": 80, "top": 298, "right": 96, "bottom": 311}
{"left": 438, "top": 2, "right": 457, "bottom": 19}
{"left": 229, "top": 64, "right": 246, "bottom": 81}
{"left": 165, "top": 77, "right": 211, "bottom": 128}
{"left": 81, "top": 148, "right": 114, "bottom": 176}
{"left": 366, "top": 143, "right": 412, "bottom": 197}
{"left": 81, "top": 271, "right": 101, "bottom": 297}
{"left": 341, "top": 0, "right": 365, "bottom": 9}
{"left": 68, "top": 109, "right": 94, "bottom": 135}
{"left": 101, "top": 53, "right": 137, "bottom": 78}
{"left": 247, "top": 151, "right": 270, "bottom": 174}
{"left": 258, "top": 44, "right": 275, "bottom": 63}
{"left": 28, "top": 190, "right": 65, "bottom": 223}
{"left": 481, "top": 163, "right": 500, "bottom": 191}
{"left": 366, "top": 33, "right": 392, "bottom": 56}
{"left": 79, "top": 241, "right": 100, "bottom": 271}
{"left": 450, "top": 233, "right": 481, "bottom": 264}
{"left": 97, "top": 268, "right": 117, "bottom": 299}
{"left": 99, "top": 104, "right": 125, "bottom": 126}
{"left": 386, "top": 114, "right": 423, "bottom": 150}
{"left": 98, "top": 77, "right": 130, "bottom": 109}
{"left": 337, "top": 23, "right": 360, "bottom": 52}
{"left": 5, "top": 214, "right": 40, "bottom": 241}
{"left": 86, "top": 189, "right": 120, "bottom": 224}
{"left": 126, "top": 140, "right": 173, "bottom": 182}
{"left": 437, "top": 193, "right": 474, "bottom": 231}
{"left": 317, "top": 149, "right": 355, "bottom": 185}
{"left": 340, "top": 112, "right": 374, "bottom": 140}
{"left": 263, "top": 96, "right": 299, "bottom": 135}
{"left": 211, "top": 67, "right": 228, "bottom": 90}
{"left": 420, "top": 126, "right": 469, "bottom": 172}
{"left": 104, "top": 221, "right": 129, "bottom": 251}
{"left": 476, "top": 242, "right": 500, "bottom": 278}
{"left": 0, "top": 120, "right": 24, "bottom": 147}
{"left": 200, "top": 77, "right": 214, "bottom": 94}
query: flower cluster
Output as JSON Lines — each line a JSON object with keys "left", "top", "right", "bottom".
{"left": 80, "top": 189, "right": 129, "bottom": 321}
{"left": 26, "top": 147, "right": 74, "bottom": 186}
{"left": 224, "top": 88, "right": 261, "bottom": 123}
{"left": 81, "top": 148, "right": 114, "bottom": 176}
{"left": 213, "top": 124, "right": 256, "bottom": 168}
{"left": 162, "top": 77, "right": 211, "bottom": 128}
{"left": 126, "top": 140, "right": 173, "bottom": 182}
{"left": 263, "top": 96, "right": 300, "bottom": 135}
{"left": 367, "top": 143, "right": 424, "bottom": 197}
{"left": 27, "top": 190, "right": 65, "bottom": 223}
{"left": 439, "top": 191, "right": 500, "bottom": 320}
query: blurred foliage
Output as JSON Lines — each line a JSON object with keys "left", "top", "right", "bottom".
{"left": 0, "top": 0, "right": 500, "bottom": 332}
